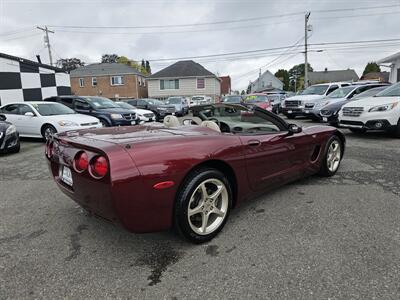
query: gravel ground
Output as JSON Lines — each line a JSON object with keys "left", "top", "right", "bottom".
{"left": 0, "top": 118, "right": 399, "bottom": 299}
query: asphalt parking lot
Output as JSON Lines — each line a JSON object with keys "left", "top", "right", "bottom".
{"left": 1, "top": 118, "right": 399, "bottom": 299}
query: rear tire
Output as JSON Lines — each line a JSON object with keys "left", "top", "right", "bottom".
{"left": 392, "top": 119, "right": 400, "bottom": 138}
{"left": 318, "top": 136, "right": 343, "bottom": 177}
{"left": 174, "top": 168, "right": 232, "bottom": 243}
{"left": 41, "top": 124, "right": 57, "bottom": 140}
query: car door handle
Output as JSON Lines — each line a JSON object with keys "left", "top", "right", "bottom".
{"left": 247, "top": 140, "right": 261, "bottom": 146}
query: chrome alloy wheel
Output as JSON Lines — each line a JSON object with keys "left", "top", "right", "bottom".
{"left": 327, "top": 140, "right": 341, "bottom": 172}
{"left": 187, "top": 178, "right": 229, "bottom": 235}
{"left": 44, "top": 127, "right": 56, "bottom": 139}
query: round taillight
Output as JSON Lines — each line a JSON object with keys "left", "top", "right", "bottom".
{"left": 74, "top": 151, "right": 89, "bottom": 173}
{"left": 46, "top": 141, "right": 53, "bottom": 158}
{"left": 90, "top": 156, "right": 108, "bottom": 178}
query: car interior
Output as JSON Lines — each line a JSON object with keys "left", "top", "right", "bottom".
{"left": 163, "top": 105, "right": 285, "bottom": 135}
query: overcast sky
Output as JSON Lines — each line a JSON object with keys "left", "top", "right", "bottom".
{"left": 1, "top": 0, "right": 400, "bottom": 90}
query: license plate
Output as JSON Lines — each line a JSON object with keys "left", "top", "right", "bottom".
{"left": 131, "top": 121, "right": 136, "bottom": 125}
{"left": 305, "top": 110, "right": 310, "bottom": 114}
{"left": 288, "top": 110, "right": 292, "bottom": 113}
{"left": 59, "top": 166, "right": 73, "bottom": 186}
{"left": 323, "top": 117, "right": 328, "bottom": 122}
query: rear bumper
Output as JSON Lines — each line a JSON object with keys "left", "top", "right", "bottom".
{"left": 46, "top": 137, "right": 174, "bottom": 233}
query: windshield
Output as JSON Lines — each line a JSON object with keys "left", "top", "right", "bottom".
{"left": 222, "top": 96, "right": 242, "bottom": 103}
{"left": 192, "top": 96, "right": 205, "bottom": 101}
{"left": 33, "top": 103, "right": 75, "bottom": 116}
{"left": 301, "top": 85, "right": 329, "bottom": 95}
{"left": 84, "top": 97, "right": 119, "bottom": 109}
{"left": 328, "top": 86, "right": 355, "bottom": 98}
{"left": 116, "top": 102, "right": 134, "bottom": 109}
{"left": 166, "top": 98, "right": 182, "bottom": 104}
{"left": 375, "top": 83, "right": 400, "bottom": 97}
{"left": 352, "top": 86, "right": 388, "bottom": 100}
{"left": 243, "top": 95, "right": 268, "bottom": 103}
{"left": 196, "top": 104, "right": 280, "bottom": 134}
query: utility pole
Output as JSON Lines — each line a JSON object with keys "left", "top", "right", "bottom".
{"left": 304, "top": 12, "right": 311, "bottom": 89}
{"left": 37, "top": 26, "right": 54, "bottom": 66}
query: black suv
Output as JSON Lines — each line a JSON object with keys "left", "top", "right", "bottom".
{"left": 45, "top": 96, "right": 139, "bottom": 127}
{"left": 126, "top": 98, "right": 175, "bottom": 121}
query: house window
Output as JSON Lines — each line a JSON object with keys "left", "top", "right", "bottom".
{"left": 110, "top": 76, "right": 124, "bottom": 86}
{"left": 79, "top": 78, "right": 84, "bottom": 87}
{"left": 197, "top": 78, "right": 205, "bottom": 89}
{"left": 160, "top": 79, "right": 179, "bottom": 90}
{"left": 138, "top": 77, "right": 142, "bottom": 86}
{"left": 92, "top": 77, "right": 97, "bottom": 87}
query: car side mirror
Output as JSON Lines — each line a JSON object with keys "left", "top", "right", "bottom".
{"left": 288, "top": 123, "right": 302, "bottom": 135}
{"left": 0, "top": 114, "right": 6, "bottom": 121}
{"left": 25, "top": 112, "right": 35, "bottom": 117}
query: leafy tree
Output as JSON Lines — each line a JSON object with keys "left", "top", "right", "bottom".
{"left": 288, "top": 63, "right": 313, "bottom": 78}
{"left": 240, "top": 90, "right": 245, "bottom": 95}
{"left": 56, "top": 58, "right": 85, "bottom": 72}
{"left": 117, "top": 56, "right": 149, "bottom": 75}
{"left": 274, "top": 69, "right": 290, "bottom": 91}
{"left": 363, "top": 62, "right": 381, "bottom": 76}
{"left": 246, "top": 83, "right": 251, "bottom": 94}
{"left": 145, "top": 60, "right": 151, "bottom": 74}
{"left": 101, "top": 54, "right": 119, "bottom": 63}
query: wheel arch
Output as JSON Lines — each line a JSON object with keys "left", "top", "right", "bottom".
{"left": 333, "top": 130, "right": 346, "bottom": 157}
{"left": 178, "top": 159, "right": 238, "bottom": 208}
{"left": 40, "top": 123, "right": 56, "bottom": 136}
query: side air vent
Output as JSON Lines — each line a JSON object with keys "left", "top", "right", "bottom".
{"left": 311, "top": 145, "right": 321, "bottom": 162}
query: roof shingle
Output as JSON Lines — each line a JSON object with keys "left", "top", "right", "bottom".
{"left": 70, "top": 63, "right": 143, "bottom": 77}
{"left": 308, "top": 69, "right": 359, "bottom": 85}
{"left": 148, "top": 60, "right": 216, "bottom": 79}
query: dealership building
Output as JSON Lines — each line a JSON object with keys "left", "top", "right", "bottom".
{"left": 0, "top": 52, "right": 71, "bottom": 106}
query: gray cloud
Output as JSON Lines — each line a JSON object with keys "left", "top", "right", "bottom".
{"left": 1, "top": 0, "right": 399, "bottom": 90}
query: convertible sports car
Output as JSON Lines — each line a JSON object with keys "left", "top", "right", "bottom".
{"left": 46, "top": 104, "right": 345, "bottom": 243}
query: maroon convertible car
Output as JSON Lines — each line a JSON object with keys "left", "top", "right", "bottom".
{"left": 46, "top": 104, "right": 345, "bottom": 243}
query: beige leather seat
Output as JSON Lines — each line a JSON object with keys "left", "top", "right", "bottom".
{"left": 163, "top": 115, "right": 180, "bottom": 128}
{"left": 200, "top": 120, "right": 221, "bottom": 132}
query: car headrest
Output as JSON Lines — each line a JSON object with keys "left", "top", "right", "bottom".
{"left": 200, "top": 121, "right": 221, "bottom": 132}
{"left": 163, "top": 115, "right": 180, "bottom": 128}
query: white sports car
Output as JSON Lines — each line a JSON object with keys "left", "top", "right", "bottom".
{"left": 0, "top": 101, "right": 102, "bottom": 139}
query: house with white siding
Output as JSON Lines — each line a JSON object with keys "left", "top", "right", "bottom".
{"left": 147, "top": 60, "right": 221, "bottom": 100}
{"left": 250, "top": 70, "right": 283, "bottom": 93}
{"left": 377, "top": 52, "right": 400, "bottom": 83}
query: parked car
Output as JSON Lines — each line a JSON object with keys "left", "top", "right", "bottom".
{"left": 243, "top": 94, "right": 272, "bottom": 112}
{"left": 0, "top": 114, "right": 20, "bottom": 153}
{"left": 307, "top": 83, "right": 389, "bottom": 121}
{"left": 115, "top": 101, "right": 155, "bottom": 122}
{"left": 45, "top": 96, "right": 139, "bottom": 127}
{"left": 281, "top": 82, "right": 351, "bottom": 119}
{"left": 190, "top": 95, "right": 212, "bottom": 106}
{"left": 46, "top": 103, "right": 345, "bottom": 243}
{"left": 320, "top": 85, "right": 389, "bottom": 126}
{"left": 338, "top": 82, "right": 400, "bottom": 137}
{"left": 221, "top": 95, "right": 243, "bottom": 104}
{"left": 126, "top": 98, "right": 175, "bottom": 121}
{"left": 266, "top": 93, "right": 286, "bottom": 114}
{"left": 165, "top": 96, "right": 189, "bottom": 116}
{"left": 0, "top": 102, "right": 102, "bottom": 139}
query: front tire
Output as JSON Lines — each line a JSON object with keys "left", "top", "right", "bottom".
{"left": 174, "top": 168, "right": 232, "bottom": 243}
{"left": 41, "top": 124, "right": 57, "bottom": 140}
{"left": 99, "top": 118, "right": 110, "bottom": 127}
{"left": 318, "top": 136, "right": 343, "bottom": 177}
{"left": 392, "top": 118, "right": 400, "bottom": 138}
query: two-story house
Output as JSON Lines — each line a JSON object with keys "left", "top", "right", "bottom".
{"left": 147, "top": 60, "right": 221, "bottom": 100}
{"left": 70, "top": 63, "right": 148, "bottom": 99}
{"left": 250, "top": 70, "right": 283, "bottom": 93}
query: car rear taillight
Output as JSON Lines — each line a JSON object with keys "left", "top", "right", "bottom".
{"left": 45, "top": 141, "right": 53, "bottom": 158}
{"left": 74, "top": 151, "right": 89, "bottom": 173}
{"left": 90, "top": 156, "right": 108, "bottom": 178}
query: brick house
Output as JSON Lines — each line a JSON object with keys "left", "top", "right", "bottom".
{"left": 147, "top": 60, "right": 221, "bottom": 100}
{"left": 70, "top": 63, "right": 148, "bottom": 99}
{"left": 219, "top": 76, "right": 231, "bottom": 95}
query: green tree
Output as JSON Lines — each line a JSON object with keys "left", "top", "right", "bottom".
{"left": 145, "top": 60, "right": 151, "bottom": 74}
{"left": 56, "top": 58, "right": 85, "bottom": 72}
{"left": 117, "top": 56, "right": 143, "bottom": 73}
{"left": 274, "top": 69, "right": 290, "bottom": 91}
{"left": 240, "top": 90, "right": 245, "bottom": 95}
{"left": 363, "top": 62, "right": 381, "bottom": 76}
{"left": 288, "top": 63, "right": 313, "bottom": 91}
{"left": 101, "top": 54, "right": 119, "bottom": 63}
